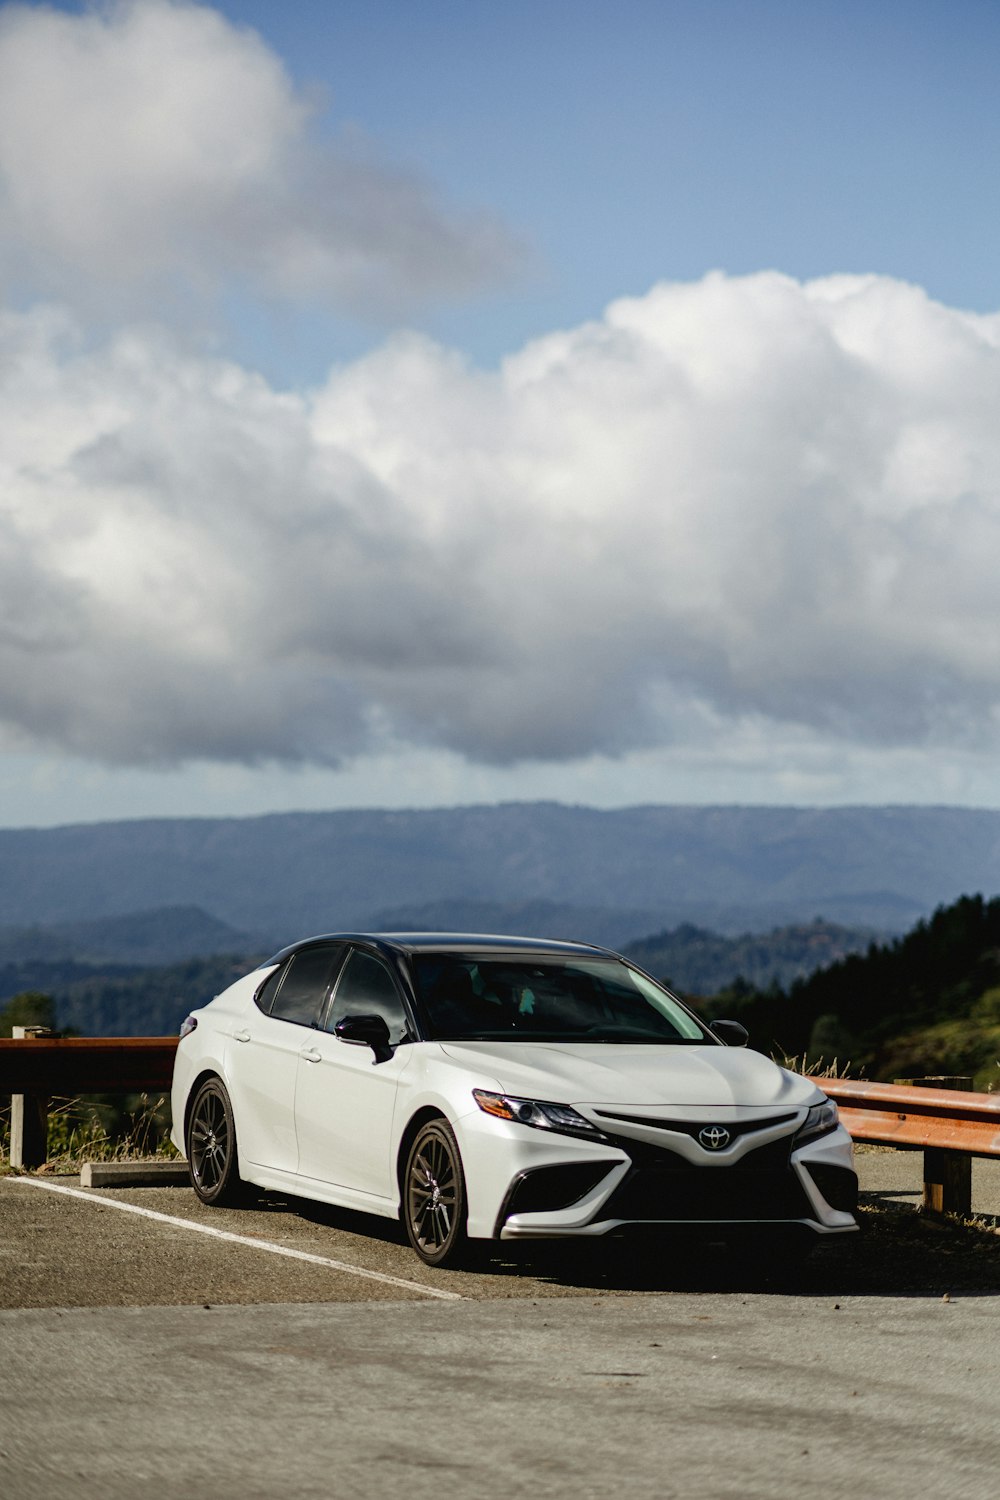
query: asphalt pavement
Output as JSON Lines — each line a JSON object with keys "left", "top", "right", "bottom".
{"left": 855, "top": 1142, "right": 1000, "bottom": 1217}
{"left": 1, "top": 1290, "right": 998, "bottom": 1500}
{"left": 1, "top": 1148, "right": 998, "bottom": 1500}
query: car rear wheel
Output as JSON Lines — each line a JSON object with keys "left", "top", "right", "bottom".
{"left": 403, "top": 1119, "right": 470, "bottom": 1268}
{"left": 187, "top": 1077, "right": 247, "bottom": 1207}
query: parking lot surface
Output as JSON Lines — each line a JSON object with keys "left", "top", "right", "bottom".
{"left": 2, "top": 1150, "right": 999, "bottom": 1500}
{"left": 2, "top": 1146, "right": 999, "bottom": 1309}
{"left": 2, "top": 1286, "right": 999, "bottom": 1500}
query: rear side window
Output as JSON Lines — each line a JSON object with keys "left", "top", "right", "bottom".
{"left": 258, "top": 946, "right": 345, "bottom": 1027}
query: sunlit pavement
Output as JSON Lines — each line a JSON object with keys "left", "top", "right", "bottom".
{"left": 2, "top": 1149, "right": 999, "bottom": 1499}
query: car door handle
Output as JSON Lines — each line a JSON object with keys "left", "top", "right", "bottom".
{"left": 233, "top": 1028, "right": 251, "bottom": 1043}
{"left": 300, "top": 1046, "right": 322, "bottom": 1064}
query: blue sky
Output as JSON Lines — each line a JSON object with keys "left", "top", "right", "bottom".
{"left": 220, "top": 0, "right": 1000, "bottom": 376}
{"left": 2, "top": 0, "right": 1000, "bottom": 826}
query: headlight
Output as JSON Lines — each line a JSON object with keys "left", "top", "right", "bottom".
{"left": 179, "top": 1014, "right": 198, "bottom": 1041}
{"left": 473, "top": 1090, "right": 607, "bottom": 1141}
{"left": 794, "top": 1099, "right": 839, "bottom": 1146}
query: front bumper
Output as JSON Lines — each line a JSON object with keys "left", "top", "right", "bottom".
{"left": 457, "top": 1107, "right": 858, "bottom": 1242}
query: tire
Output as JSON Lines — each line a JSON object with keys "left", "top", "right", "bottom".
{"left": 403, "top": 1118, "right": 471, "bottom": 1268}
{"left": 186, "top": 1077, "right": 248, "bottom": 1207}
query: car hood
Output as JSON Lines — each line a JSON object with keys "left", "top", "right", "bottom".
{"left": 438, "top": 1041, "right": 820, "bottom": 1109}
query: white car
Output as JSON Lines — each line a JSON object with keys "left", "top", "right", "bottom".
{"left": 170, "top": 933, "right": 858, "bottom": 1268}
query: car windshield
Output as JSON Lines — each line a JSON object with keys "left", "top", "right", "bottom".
{"left": 411, "top": 954, "right": 710, "bottom": 1044}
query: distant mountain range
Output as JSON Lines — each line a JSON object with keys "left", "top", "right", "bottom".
{"left": 2, "top": 803, "right": 999, "bottom": 950}
{"left": 0, "top": 905, "right": 254, "bottom": 967}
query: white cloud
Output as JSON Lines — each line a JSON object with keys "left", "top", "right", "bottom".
{"left": 2, "top": 271, "right": 1000, "bottom": 771}
{"left": 0, "top": 0, "right": 516, "bottom": 311}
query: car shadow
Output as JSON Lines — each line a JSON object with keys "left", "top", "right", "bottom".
{"left": 237, "top": 1187, "right": 1000, "bottom": 1299}
{"left": 509, "top": 1201, "right": 1000, "bottom": 1298}
{"left": 289, "top": 1193, "right": 411, "bottom": 1246}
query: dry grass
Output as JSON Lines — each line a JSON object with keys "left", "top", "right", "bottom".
{"left": 0, "top": 1092, "right": 179, "bottom": 1174}
{"left": 774, "top": 1052, "right": 859, "bottom": 1079}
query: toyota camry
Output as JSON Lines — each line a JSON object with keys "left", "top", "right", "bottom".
{"left": 170, "top": 932, "right": 858, "bottom": 1267}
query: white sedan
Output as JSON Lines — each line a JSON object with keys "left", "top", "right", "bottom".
{"left": 170, "top": 932, "right": 858, "bottom": 1268}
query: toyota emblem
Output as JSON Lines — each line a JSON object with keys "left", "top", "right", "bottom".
{"left": 698, "top": 1124, "right": 730, "bottom": 1151}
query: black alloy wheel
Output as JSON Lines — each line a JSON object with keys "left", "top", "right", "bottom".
{"left": 186, "top": 1077, "right": 247, "bottom": 1207}
{"left": 403, "top": 1119, "right": 470, "bottom": 1267}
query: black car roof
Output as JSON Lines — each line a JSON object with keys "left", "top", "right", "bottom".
{"left": 265, "top": 931, "right": 616, "bottom": 964}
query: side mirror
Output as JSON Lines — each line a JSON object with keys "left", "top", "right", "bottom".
{"left": 710, "top": 1019, "right": 749, "bottom": 1047}
{"left": 334, "top": 1013, "right": 393, "bottom": 1062}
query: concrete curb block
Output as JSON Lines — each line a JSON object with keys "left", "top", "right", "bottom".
{"left": 80, "top": 1160, "right": 190, "bottom": 1188}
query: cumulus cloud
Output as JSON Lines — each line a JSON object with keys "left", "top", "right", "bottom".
{"left": 0, "top": 0, "right": 516, "bottom": 311}
{"left": 2, "top": 271, "right": 1000, "bottom": 769}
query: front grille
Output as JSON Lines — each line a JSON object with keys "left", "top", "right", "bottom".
{"left": 594, "top": 1110, "right": 798, "bottom": 1145}
{"left": 596, "top": 1135, "right": 813, "bottom": 1224}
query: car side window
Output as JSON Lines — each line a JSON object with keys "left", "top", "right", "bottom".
{"left": 325, "top": 949, "right": 410, "bottom": 1046}
{"left": 259, "top": 946, "right": 345, "bottom": 1027}
{"left": 254, "top": 966, "right": 283, "bottom": 1014}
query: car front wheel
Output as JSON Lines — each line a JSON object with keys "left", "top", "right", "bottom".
{"left": 186, "top": 1077, "right": 247, "bottom": 1207}
{"left": 403, "top": 1118, "right": 470, "bottom": 1268}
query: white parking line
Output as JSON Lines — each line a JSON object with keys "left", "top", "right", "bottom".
{"left": 10, "top": 1176, "right": 463, "bottom": 1301}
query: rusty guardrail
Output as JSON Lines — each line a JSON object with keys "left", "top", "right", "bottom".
{"left": 0, "top": 1032, "right": 178, "bottom": 1169}
{"left": 812, "top": 1076, "right": 1000, "bottom": 1156}
{"left": 0, "top": 1035, "right": 178, "bottom": 1094}
{"left": 808, "top": 1073, "right": 1000, "bottom": 1216}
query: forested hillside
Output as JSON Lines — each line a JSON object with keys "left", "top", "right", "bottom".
{"left": 0, "top": 906, "right": 253, "bottom": 966}
{"left": 623, "top": 919, "right": 875, "bottom": 995}
{"left": 53, "top": 955, "right": 264, "bottom": 1037}
{"left": 700, "top": 894, "right": 1000, "bottom": 1088}
{"left": 0, "top": 955, "right": 264, "bottom": 1038}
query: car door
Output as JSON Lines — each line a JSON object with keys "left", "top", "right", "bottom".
{"left": 227, "top": 944, "right": 346, "bottom": 1174}
{"left": 293, "top": 945, "right": 414, "bottom": 1200}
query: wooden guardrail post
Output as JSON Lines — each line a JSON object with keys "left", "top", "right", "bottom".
{"left": 9, "top": 1026, "right": 56, "bottom": 1170}
{"left": 897, "top": 1075, "right": 973, "bottom": 1217}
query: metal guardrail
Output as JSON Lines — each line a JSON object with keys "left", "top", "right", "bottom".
{"left": 0, "top": 1035, "right": 178, "bottom": 1094}
{"left": 0, "top": 1032, "right": 178, "bottom": 1170}
{"left": 811, "top": 1076, "right": 1000, "bottom": 1156}
{"left": 808, "top": 1074, "right": 999, "bottom": 1216}
{"left": 2, "top": 1038, "right": 996, "bottom": 1216}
